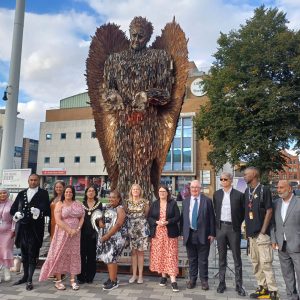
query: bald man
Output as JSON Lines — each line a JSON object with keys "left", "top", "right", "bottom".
{"left": 271, "top": 180, "right": 300, "bottom": 300}
{"left": 244, "top": 167, "right": 278, "bottom": 300}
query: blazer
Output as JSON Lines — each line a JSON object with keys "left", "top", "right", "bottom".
{"left": 148, "top": 199, "right": 180, "bottom": 238}
{"left": 213, "top": 188, "right": 245, "bottom": 232}
{"left": 10, "top": 188, "right": 50, "bottom": 248}
{"left": 181, "top": 194, "right": 216, "bottom": 245}
{"left": 271, "top": 195, "right": 300, "bottom": 252}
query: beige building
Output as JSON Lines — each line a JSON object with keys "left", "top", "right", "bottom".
{"left": 37, "top": 63, "right": 216, "bottom": 197}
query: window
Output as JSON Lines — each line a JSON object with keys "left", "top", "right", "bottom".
{"left": 76, "top": 132, "right": 81, "bottom": 139}
{"left": 44, "top": 157, "right": 50, "bottom": 163}
{"left": 74, "top": 156, "right": 80, "bottom": 163}
{"left": 91, "top": 131, "right": 96, "bottom": 138}
{"left": 46, "top": 133, "right": 52, "bottom": 140}
{"left": 59, "top": 157, "right": 65, "bottom": 163}
{"left": 90, "top": 156, "right": 96, "bottom": 163}
{"left": 61, "top": 133, "right": 66, "bottom": 139}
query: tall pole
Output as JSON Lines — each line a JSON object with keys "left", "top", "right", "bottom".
{"left": 0, "top": 0, "right": 25, "bottom": 179}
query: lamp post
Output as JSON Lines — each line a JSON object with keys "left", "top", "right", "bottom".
{"left": 0, "top": 0, "right": 25, "bottom": 180}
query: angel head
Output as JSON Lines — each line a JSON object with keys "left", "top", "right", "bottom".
{"left": 129, "top": 16, "right": 153, "bottom": 51}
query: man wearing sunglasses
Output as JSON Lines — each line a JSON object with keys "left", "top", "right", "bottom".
{"left": 213, "top": 172, "right": 246, "bottom": 296}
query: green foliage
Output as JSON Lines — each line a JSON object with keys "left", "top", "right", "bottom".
{"left": 194, "top": 6, "right": 300, "bottom": 178}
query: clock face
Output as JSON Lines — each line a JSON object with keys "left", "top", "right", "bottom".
{"left": 190, "top": 78, "right": 206, "bottom": 97}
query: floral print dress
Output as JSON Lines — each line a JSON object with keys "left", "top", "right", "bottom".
{"left": 126, "top": 198, "right": 150, "bottom": 251}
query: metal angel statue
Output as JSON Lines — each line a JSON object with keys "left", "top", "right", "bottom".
{"left": 86, "top": 16, "right": 189, "bottom": 200}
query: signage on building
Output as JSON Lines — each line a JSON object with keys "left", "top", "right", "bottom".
{"left": 190, "top": 78, "right": 206, "bottom": 97}
{"left": 14, "top": 146, "right": 23, "bottom": 157}
{"left": 42, "top": 168, "right": 67, "bottom": 175}
{"left": 2, "top": 168, "right": 32, "bottom": 188}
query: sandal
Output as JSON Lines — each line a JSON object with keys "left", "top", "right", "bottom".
{"left": 70, "top": 279, "right": 79, "bottom": 290}
{"left": 55, "top": 280, "right": 66, "bottom": 290}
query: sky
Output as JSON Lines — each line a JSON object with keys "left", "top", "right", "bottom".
{"left": 0, "top": 0, "right": 299, "bottom": 139}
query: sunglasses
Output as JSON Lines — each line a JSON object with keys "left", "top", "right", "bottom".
{"left": 220, "top": 178, "right": 229, "bottom": 182}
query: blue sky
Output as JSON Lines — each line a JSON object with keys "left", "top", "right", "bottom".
{"left": 0, "top": 0, "right": 299, "bottom": 139}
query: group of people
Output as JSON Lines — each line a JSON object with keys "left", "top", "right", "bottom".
{"left": 0, "top": 170, "right": 299, "bottom": 300}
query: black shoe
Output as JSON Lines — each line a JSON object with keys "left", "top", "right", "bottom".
{"left": 270, "top": 291, "right": 279, "bottom": 300}
{"left": 103, "top": 280, "right": 118, "bottom": 291}
{"left": 201, "top": 281, "right": 209, "bottom": 291}
{"left": 26, "top": 282, "right": 33, "bottom": 291}
{"left": 250, "top": 286, "right": 269, "bottom": 298}
{"left": 103, "top": 278, "right": 119, "bottom": 287}
{"left": 236, "top": 285, "right": 246, "bottom": 296}
{"left": 186, "top": 280, "right": 196, "bottom": 289}
{"left": 217, "top": 282, "right": 226, "bottom": 293}
{"left": 13, "top": 278, "right": 27, "bottom": 285}
{"left": 77, "top": 279, "right": 85, "bottom": 284}
{"left": 159, "top": 277, "right": 167, "bottom": 286}
{"left": 171, "top": 282, "right": 179, "bottom": 292}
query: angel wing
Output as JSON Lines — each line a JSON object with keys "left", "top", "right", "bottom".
{"left": 150, "top": 18, "right": 189, "bottom": 194}
{"left": 86, "top": 24, "right": 129, "bottom": 190}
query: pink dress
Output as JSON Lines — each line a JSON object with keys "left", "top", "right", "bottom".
{"left": 39, "top": 201, "right": 84, "bottom": 281}
{"left": 150, "top": 205, "right": 179, "bottom": 276}
{"left": 0, "top": 199, "right": 14, "bottom": 268}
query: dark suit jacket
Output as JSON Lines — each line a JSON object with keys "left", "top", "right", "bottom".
{"left": 181, "top": 194, "right": 216, "bottom": 245}
{"left": 10, "top": 188, "right": 50, "bottom": 248}
{"left": 213, "top": 188, "right": 245, "bottom": 232}
{"left": 148, "top": 199, "right": 180, "bottom": 238}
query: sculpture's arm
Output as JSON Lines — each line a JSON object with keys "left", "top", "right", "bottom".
{"left": 101, "top": 55, "right": 124, "bottom": 111}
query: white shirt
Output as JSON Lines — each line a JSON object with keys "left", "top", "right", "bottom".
{"left": 281, "top": 195, "right": 293, "bottom": 241}
{"left": 220, "top": 187, "right": 232, "bottom": 222}
{"left": 189, "top": 195, "right": 200, "bottom": 228}
{"left": 27, "top": 187, "right": 38, "bottom": 203}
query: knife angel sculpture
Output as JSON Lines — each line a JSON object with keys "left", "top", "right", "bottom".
{"left": 86, "top": 16, "right": 189, "bottom": 200}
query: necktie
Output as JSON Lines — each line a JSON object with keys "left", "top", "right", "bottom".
{"left": 192, "top": 197, "right": 198, "bottom": 230}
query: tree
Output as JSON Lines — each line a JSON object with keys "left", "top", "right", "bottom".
{"left": 194, "top": 6, "right": 300, "bottom": 179}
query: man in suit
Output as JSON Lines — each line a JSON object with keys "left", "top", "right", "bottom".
{"left": 213, "top": 172, "right": 246, "bottom": 296}
{"left": 181, "top": 180, "right": 216, "bottom": 290}
{"left": 271, "top": 180, "right": 300, "bottom": 300}
{"left": 10, "top": 174, "right": 50, "bottom": 291}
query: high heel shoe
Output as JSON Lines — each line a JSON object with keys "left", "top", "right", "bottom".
{"left": 128, "top": 276, "right": 137, "bottom": 283}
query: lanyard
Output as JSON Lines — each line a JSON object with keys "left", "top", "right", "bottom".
{"left": 248, "top": 183, "right": 260, "bottom": 210}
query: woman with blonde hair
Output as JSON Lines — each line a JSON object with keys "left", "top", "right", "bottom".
{"left": 125, "top": 183, "right": 149, "bottom": 284}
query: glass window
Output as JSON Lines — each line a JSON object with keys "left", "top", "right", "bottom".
{"left": 183, "top": 148, "right": 192, "bottom": 171}
{"left": 90, "top": 156, "right": 96, "bottom": 163}
{"left": 173, "top": 148, "right": 181, "bottom": 171}
{"left": 183, "top": 117, "right": 192, "bottom": 137}
{"left": 61, "top": 133, "right": 66, "bottom": 139}
{"left": 44, "top": 157, "right": 50, "bottom": 163}
{"left": 76, "top": 132, "right": 81, "bottom": 139}
{"left": 183, "top": 137, "right": 191, "bottom": 148}
{"left": 173, "top": 137, "right": 181, "bottom": 148}
{"left": 175, "top": 119, "right": 182, "bottom": 138}
{"left": 46, "top": 133, "right": 52, "bottom": 140}
{"left": 91, "top": 131, "right": 96, "bottom": 138}
{"left": 74, "top": 156, "right": 80, "bottom": 163}
{"left": 164, "top": 150, "right": 172, "bottom": 171}
{"left": 59, "top": 157, "right": 65, "bottom": 163}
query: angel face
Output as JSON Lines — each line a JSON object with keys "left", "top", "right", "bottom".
{"left": 130, "top": 26, "right": 148, "bottom": 51}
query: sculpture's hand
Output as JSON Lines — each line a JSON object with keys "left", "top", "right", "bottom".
{"left": 132, "top": 91, "right": 148, "bottom": 111}
{"left": 102, "top": 89, "right": 124, "bottom": 111}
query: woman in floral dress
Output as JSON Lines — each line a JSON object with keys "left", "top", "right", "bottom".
{"left": 39, "top": 185, "right": 84, "bottom": 291}
{"left": 126, "top": 184, "right": 149, "bottom": 284}
{"left": 148, "top": 185, "right": 180, "bottom": 292}
{"left": 95, "top": 190, "right": 127, "bottom": 291}
{"left": 0, "top": 187, "right": 14, "bottom": 282}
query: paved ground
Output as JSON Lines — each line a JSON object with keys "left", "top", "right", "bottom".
{"left": 0, "top": 242, "right": 289, "bottom": 300}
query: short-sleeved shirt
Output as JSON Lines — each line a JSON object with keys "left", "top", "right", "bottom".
{"left": 244, "top": 184, "right": 272, "bottom": 237}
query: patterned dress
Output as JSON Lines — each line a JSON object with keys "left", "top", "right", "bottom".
{"left": 96, "top": 205, "right": 127, "bottom": 264}
{"left": 0, "top": 199, "right": 14, "bottom": 268}
{"left": 126, "top": 198, "right": 149, "bottom": 251}
{"left": 150, "top": 205, "right": 179, "bottom": 276}
{"left": 39, "top": 201, "right": 84, "bottom": 281}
